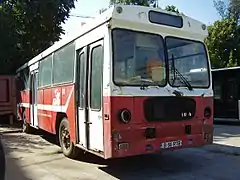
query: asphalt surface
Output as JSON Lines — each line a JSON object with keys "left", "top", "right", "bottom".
{"left": 0, "top": 136, "right": 5, "bottom": 180}
{"left": 1, "top": 123, "right": 240, "bottom": 180}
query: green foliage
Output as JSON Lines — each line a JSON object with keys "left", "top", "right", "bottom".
{"left": 213, "top": 0, "right": 228, "bottom": 19}
{"left": 164, "top": 5, "right": 184, "bottom": 16}
{"left": 205, "top": 17, "right": 240, "bottom": 68}
{"left": 214, "top": 0, "right": 240, "bottom": 22}
{"left": 0, "top": 0, "right": 76, "bottom": 74}
{"left": 229, "top": 0, "right": 240, "bottom": 22}
{"left": 165, "top": 5, "right": 179, "bottom": 14}
{"left": 110, "top": 0, "right": 156, "bottom": 6}
{"left": 205, "top": 0, "right": 240, "bottom": 69}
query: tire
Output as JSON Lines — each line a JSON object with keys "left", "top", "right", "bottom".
{"left": 58, "top": 118, "right": 79, "bottom": 159}
{"left": 22, "top": 119, "right": 33, "bottom": 134}
{"left": 22, "top": 111, "right": 35, "bottom": 134}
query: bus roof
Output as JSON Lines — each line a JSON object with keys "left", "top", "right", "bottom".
{"left": 16, "top": 4, "right": 208, "bottom": 73}
{"left": 212, "top": 66, "right": 240, "bottom": 72}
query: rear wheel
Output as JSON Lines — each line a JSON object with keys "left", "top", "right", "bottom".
{"left": 59, "top": 118, "right": 79, "bottom": 159}
{"left": 22, "top": 112, "right": 34, "bottom": 134}
{"left": 22, "top": 120, "right": 36, "bottom": 134}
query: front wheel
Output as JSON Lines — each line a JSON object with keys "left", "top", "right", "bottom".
{"left": 59, "top": 118, "right": 79, "bottom": 159}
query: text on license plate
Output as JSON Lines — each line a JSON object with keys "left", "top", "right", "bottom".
{"left": 160, "top": 140, "right": 182, "bottom": 149}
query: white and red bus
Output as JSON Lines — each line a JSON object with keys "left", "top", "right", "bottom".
{"left": 16, "top": 5, "right": 213, "bottom": 159}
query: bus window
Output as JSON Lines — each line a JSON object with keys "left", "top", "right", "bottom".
{"left": 112, "top": 29, "right": 166, "bottom": 86}
{"left": 213, "top": 80, "right": 221, "bottom": 100}
{"left": 166, "top": 37, "right": 209, "bottom": 88}
{"left": 90, "top": 45, "right": 103, "bottom": 110}
{"left": 223, "top": 79, "right": 237, "bottom": 101}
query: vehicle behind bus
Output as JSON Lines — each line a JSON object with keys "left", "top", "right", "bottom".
{"left": 0, "top": 75, "right": 16, "bottom": 124}
{"left": 16, "top": 5, "right": 213, "bottom": 159}
{"left": 212, "top": 67, "right": 240, "bottom": 121}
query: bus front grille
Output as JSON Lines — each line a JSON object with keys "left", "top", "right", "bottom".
{"left": 143, "top": 96, "right": 196, "bottom": 122}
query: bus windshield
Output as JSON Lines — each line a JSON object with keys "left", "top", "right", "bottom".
{"left": 166, "top": 37, "right": 210, "bottom": 88}
{"left": 112, "top": 29, "right": 166, "bottom": 86}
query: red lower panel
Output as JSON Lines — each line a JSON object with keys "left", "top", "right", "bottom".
{"left": 38, "top": 109, "right": 54, "bottom": 133}
{"left": 25, "top": 107, "right": 30, "bottom": 124}
{"left": 102, "top": 95, "right": 213, "bottom": 159}
{"left": 111, "top": 133, "right": 212, "bottom": 158}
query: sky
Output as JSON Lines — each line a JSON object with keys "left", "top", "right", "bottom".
{"left": 61, "top": 0, "right": 221, "bottom": 39}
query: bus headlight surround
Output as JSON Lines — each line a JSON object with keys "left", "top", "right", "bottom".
{"left": 116, "top": 6, "right": 123, "bottom": 14}
{"left": 118, "top": 109, "right": 131, "bottom": 123}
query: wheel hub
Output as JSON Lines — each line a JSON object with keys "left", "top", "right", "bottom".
{"left": 61, "top": 127, "right": 71, "bottom": 150}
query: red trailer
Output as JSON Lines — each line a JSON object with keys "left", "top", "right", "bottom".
{"left": 0, "top": 75, "right": 16, "bottom": 124}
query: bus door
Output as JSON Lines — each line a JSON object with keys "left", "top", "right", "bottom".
{"left": 30, "top": 70, "right": 39, "bottom": 127}
{"left": 77, "top": 39, "right": 104, "bottom": 152}
{"left": 222, "top": 78, "right": 238, "bottom": 119}
{"left": 77, "top": 47, "right": 88, "bottom": 148}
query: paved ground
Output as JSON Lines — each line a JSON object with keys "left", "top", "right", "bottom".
{"left": 0, "top": 136, "right": 6, "bottom": 180}
{"left": 1, "top": 123, "right": 240, "bottom": 180}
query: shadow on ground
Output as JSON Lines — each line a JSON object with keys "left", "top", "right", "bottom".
{"left": 0, "top": 137, "right": 6, "bottom": 180}
{"left": 2, "top": 129, "right": 56, "bottom": 155}
{"left": 2, "top": 123, "right": 240, "bottom": 180}
{"left": 1, "top": 135, "right": 29, "bottom": 180}
{"left": 4, "top": 156, "right": 30, "bottom": 180}
{"left": 99, "top": 153, "right": 200, "bottom": 179}
{"left": 97, "top": 143, "right": 240, "bottom": 179}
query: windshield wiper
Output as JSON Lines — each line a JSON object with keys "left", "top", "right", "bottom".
{"left": 171, "top": 54, "right": 193, "bottom": 91}
{"left": 139, "top": 79, "right": 158, "bottom": 90}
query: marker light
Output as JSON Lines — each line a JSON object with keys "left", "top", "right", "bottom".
{"left": 202, "top": 24, "right": 206, "bottom": 30}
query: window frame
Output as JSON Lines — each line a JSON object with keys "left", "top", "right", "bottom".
{"left": 89, "top": 43, "right": 104, "bottom": 111}
{"left": 17, "top": 68, "right": 30, "bottom": 91}
{"left": 38, "top": 54, "right": 53, "bottom": 88}
{"left": 78, "top": 51, "right": 87, "bottom": 109}
{"left": 148, "top": 10, "right": 183, "bottom": 28}
{"left": 111, "top": 28, "right": 167, "bottom": 87}
{"left": 52, "top": 42, "right": 76, "bottom": 86}
{"left": 165, "top": 35, "right": 211, "bottom": 89}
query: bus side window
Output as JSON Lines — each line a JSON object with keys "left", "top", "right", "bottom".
{"left": 213, "top": 80, "right": 221, "bottom": 100}
{"left": 79, "top": 52, "right": 86, "bottom": 108}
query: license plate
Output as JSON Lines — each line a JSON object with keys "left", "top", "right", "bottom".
{"left": 160, "top": 140, "right": 182, "bottom": 149}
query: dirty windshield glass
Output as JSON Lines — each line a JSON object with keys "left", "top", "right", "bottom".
{"left": 166, "top": 37, "right": 210, "bottom": 88}
{"left": 112, "top": 29, "right": 166, "bottom": 86}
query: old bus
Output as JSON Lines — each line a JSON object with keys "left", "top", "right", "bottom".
{"left": 16, "top": 5, "right": 213, "bottom": 159}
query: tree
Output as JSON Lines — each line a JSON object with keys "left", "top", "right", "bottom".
{"left": 214, "top": 0, "right": 240, "bottom": 22}
{"left": 205, "top": 17, "right": 240, "bottom": 68}
{"left": 204, "top": 0, "right": 240, "bottom": 68}
{"left": 0, "top": 0, "right": 77, "bottom": 73}
{"left": 165, "top": 5, "right": 179, "bottom": 14}
{"left": 0, "top": 4, "right": 20, "bottom": 74}
{"left": 164, "top": 5, "right": 184, "bottom": 15}
{"left": 229, "top": 0, "right": 240, "bottom": 22}
{"left": 110, "top": 0, "right": 156, "bottom": 7}
{"left": 213, "top": 0, "right": 228, "bottom": 19}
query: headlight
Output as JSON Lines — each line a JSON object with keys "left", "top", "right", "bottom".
{"left": 118, "top": 109, "right": 131, "bottom": 123}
